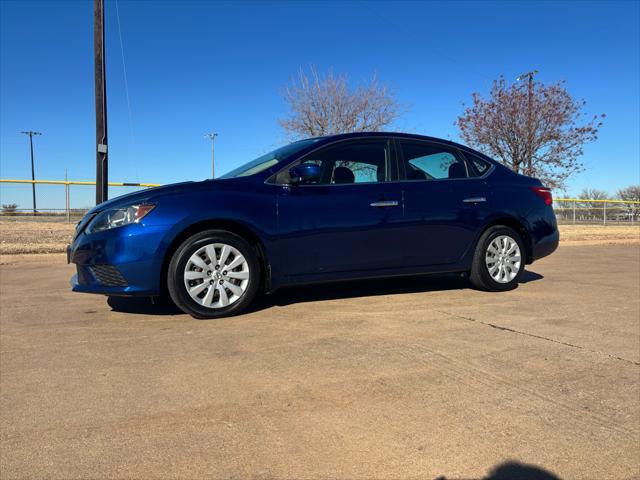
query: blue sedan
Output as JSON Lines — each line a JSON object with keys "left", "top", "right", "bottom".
{"left": 69, "top": 132, "right": 559, "bottom": 318}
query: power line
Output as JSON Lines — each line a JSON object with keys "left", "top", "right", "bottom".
{"left": 364, "top": 3, "right": 494, "bottom": 83}
{"left": 115, "top": 0, "right": 135, "bottom": 145}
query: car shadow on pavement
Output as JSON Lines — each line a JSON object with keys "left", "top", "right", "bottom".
{"left": 435, "top": 459, "right": 562, "bottom": 479}
{"left": 107, "top": 296, "right": 183, "bottom": 316}
{"left": 246, "top": 270, "right": 544, "bottom": 314}
{"left": 520, "top": 270, "right": 544, "bottom": 284}
{"left": 106, "top": 271, "right": 544, "bottom": 317}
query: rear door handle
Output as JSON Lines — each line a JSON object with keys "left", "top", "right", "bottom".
{"left": 463, "top": 197, "right": 486, "bottom": 203}
{"left": 370, "top": 200, "right": 399, "bottom": 208}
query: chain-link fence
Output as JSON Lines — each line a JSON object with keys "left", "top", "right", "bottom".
{"left": 554, "top": 198, "right": 639, "bottom": 225}
{"left": 1, "top": 179, "right": 639, "bottom": 225}
{"left": 0, "top": 179, "right": 160, "bottom": 223}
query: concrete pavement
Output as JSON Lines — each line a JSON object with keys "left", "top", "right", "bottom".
{"left": 1, "top": 244, "right": 638, "bottom": 479}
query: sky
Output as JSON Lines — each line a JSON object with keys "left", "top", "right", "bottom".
{"left": 1, "top": 0, "right": 639, "bottom": 209}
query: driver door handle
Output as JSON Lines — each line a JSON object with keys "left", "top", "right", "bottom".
{"left": 370, "top": 200, "right": 399, "bottom": 208}
{"left": 463, "top": 197, "right": 486, "bottom": 203}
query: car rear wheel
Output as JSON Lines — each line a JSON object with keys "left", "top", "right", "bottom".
{"left": 469, "top": 226, "right": 525, "bottom": 291}
{"left": 167, "top": 230, "right": 260, "bottom": 318}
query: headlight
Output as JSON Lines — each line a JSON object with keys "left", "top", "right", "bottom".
{"left": 86, "top": 204, "right": 155, "bottom": 234}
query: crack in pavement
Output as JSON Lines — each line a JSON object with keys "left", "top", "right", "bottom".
{"left": 435, "top": 310, "right": 640, "bottom": 366}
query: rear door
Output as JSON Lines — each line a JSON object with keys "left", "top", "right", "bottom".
{"left": 397, "top": 139, "right": 492, "bottom": 267}
{"left": 273, "top": 138, "right": 405, "bottom": 279}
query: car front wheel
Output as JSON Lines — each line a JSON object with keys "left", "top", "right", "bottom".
{"left": 469, "top": 226, "right": 525, "bottom": 291}
{"left": 167, "top": 230, "right": 260, "bottom": 319}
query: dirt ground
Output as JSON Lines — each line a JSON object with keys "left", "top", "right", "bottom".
{"left": 559, "top": 224, "right": 640, "bottom": 245}
{"left": 0, "top": 218, "right": 75, "bottom": 254}
{"left": 0, "top": 217, "right": 639, "bottom": 255}
{"left": 1, "top": 244, "right": 638, "bottom": 479}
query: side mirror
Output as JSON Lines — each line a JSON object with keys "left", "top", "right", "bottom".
{"left": 289, "top": 163, "right": 321, "bottom": 185}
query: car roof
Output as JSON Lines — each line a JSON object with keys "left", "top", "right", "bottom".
{"left": 306, "top": 132, "right": 487, "bottom": 158}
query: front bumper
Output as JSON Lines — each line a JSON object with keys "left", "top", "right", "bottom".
{"left": 69, "top": 223, "right": 169, "bottom": 296}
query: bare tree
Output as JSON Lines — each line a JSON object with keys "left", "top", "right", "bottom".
{"left": 579, "top": 188, "right": 609, "bottom": 219}
{"left": 278, "top": 66, "right": 402, "bottom": 139}
{"left": 617, "top": 185, "right": 640, "bottom": 202}
{"left": 617, "top": 185, "right": 640, "bottom": 221}
{"left": 2, "top": 203, "right": 18, "bottom": 215}
{"left": 456, "top": 77, "right": 605, "bottom": 189}
{"left": 579, "top": 188, "right": 609, "bottom": 201}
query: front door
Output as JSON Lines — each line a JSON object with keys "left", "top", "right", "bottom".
{"left": 273, "top": 139, "right": 405, "bottom": 280}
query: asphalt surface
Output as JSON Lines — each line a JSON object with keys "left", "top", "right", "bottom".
{"left": 1, "top": 244, "right": 638, "bottom": 480}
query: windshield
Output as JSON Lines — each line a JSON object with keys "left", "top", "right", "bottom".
{"left": 218, "top": 138, "right": 321, "bottom": 179}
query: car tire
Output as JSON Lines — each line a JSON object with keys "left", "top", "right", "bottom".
{"left": 167, "top": 229, "right": 260, "bottom": 319}
{"left": 469, "top": 225, "right": 525, "bottom": 292}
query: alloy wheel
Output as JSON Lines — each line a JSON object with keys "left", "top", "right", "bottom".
{"left": 183, "top": 243, "right": 250, "bottom": 308}
{"left": 485, "top": 235, "right": 521, "bottom": 284}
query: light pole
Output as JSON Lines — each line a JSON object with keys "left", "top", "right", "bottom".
{"left": 21, "top": 131, "right": 42, "bottom": 215}
{"left": 205, "top": 132, "right": 218, "bottom": 178}
{"left": 516, "top": 70, "right": 538, "bottom": 175}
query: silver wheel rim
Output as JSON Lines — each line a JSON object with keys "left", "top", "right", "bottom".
{"left": 485, "top": 235, "right": 521, "bottom": 284}
{"left": 183, "top": 243, "right": 250, "bottom": 309}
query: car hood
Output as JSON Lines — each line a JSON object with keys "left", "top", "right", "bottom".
{"left": 87, "top": 180, "right": 203, "bottom": 214}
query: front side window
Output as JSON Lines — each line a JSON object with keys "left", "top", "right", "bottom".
{"left": 274, "top": 140, "right": 390, "bottom": 185}
{"left": 399, "top": 141, "right": 468, "bottom": 181}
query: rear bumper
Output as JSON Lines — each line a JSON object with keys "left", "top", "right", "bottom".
{"left": 531, "top": 228, "right": 559, "bottom": 262}
{"left": 524, "top": 204, "right": 560, "bottom": 263}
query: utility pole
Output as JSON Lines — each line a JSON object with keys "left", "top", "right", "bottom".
{"left": 205, "top": 132, "right": 218, "bottom": 178}
{"left": 516, "top": 70, "right": 538, "bottom": 176}
{"left": 94, "top": 0, "right": 108, "bottom": 204}
{"left": 20, "top": 131, "right": 42, "bottom": 215}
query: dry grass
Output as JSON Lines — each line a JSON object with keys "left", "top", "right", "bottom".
{"left": 0, "top": 220, "right": 74, "bottom": 255}
{"left": 1, "top": 218, "right": 638, "bottom": 257}
{"left": 559, "top": 224, "right": 640, "bottom": 245}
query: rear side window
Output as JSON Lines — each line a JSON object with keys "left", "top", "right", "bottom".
{"left": 463, "top": 151, "right": 492, "bottom": 177}
{"left": 399, "top": 141, "right": 467, "bottom": 180}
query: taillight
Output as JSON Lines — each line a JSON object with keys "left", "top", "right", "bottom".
{"left": 530, "top": 186, "right": 553, "bottom": 206}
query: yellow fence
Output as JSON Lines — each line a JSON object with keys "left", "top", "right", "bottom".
{"left": 0, "top": 178, "right": 160, "bottom": 222}
{"left": 1, "top": 179, "right": 639, "bottom": 224}
{"left": 0, "top": 179, "right": 161, "bottom": 187}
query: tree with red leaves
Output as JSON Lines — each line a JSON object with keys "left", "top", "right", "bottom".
{"left": 456, "top": 77, "right": 605, "bottom": 189}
